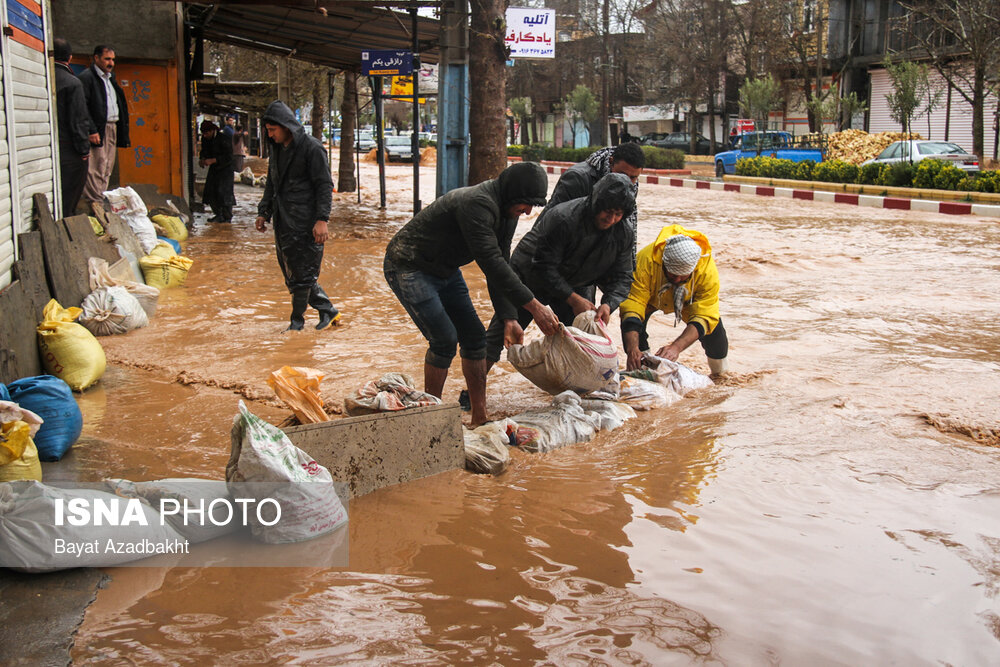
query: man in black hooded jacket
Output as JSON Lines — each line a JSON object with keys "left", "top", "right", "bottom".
{"left": 384, "top": 161, "right": 560, "bottom": 426}
{"left": 485, "top": 172, "right": 636, "bottom": 365}
{"left": 255, "top": 100, "right": 341, "bottom": 331}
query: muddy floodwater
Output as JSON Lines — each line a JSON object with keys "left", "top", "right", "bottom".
{"left": 49, "top": 160, "right": 1000, "bottom": 664}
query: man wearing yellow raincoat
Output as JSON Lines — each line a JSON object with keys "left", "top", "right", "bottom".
{"left": 619, "top": 224, "right": 729, "bottom": 375}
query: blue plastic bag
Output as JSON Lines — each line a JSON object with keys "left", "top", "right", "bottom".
{"left": 6, "top": 375, "right": 83, "bottom": 462}
{"left": 0, "top": 383, "right": 9, "bottom": 401}
{"left": 156, "top": 236, "right": 182, "bottom": 254}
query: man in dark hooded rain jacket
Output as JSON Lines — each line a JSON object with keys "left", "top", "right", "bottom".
{"left": 485, "top": 172, "right": 636, "bottom": 365}
{"left": 384, "top": 161, "right": 560, "bottom": 426}
{"left": 255, "top": 100, "right": 341, "bottom": 331}
{"left": 199, "top": 120, "right": 235, "bottom": 222}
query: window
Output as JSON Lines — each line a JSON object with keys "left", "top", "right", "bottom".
{"left": 802, "top": 0, "right": 817, "bottom": 33}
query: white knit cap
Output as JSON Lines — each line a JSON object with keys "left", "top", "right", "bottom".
{"left": 661, "top": 235, "right": 701, "bottom": 276}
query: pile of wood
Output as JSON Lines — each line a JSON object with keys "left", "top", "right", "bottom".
{"left": 826, "top": 129, "right": 923, "bottom": 164}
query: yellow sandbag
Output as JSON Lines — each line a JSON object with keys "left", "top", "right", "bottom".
{"left": 89, "top": 216, "right": 105, "bottom": 236}
{"left": 38, "top": 300, "right": 107, "bottom": 391}
{"left": 267, "top": 366, "right": 329, "bottom": 424}
{"left": 151, "top": 214, "right": 188, "bottom": 242}
{"left": 0, "top": 422, "right": 42, "bottom": 481}
{"left": 148, "top": 241, "right": 177, "bottom": 259}
{"left": 139, "top": 254, "right": 193, "bottom": 289}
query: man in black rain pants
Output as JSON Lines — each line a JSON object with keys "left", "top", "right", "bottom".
{"left": 199, "top": 120, "right": 235, "bottom": 222}
{"left": 255, "top": 100, "right": 341, "bottom": 331}
{"left": 485, "top": 172, "right": 636, "bottom": 365}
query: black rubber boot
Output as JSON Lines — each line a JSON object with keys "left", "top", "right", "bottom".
{"left": 310, "top": 284, "right": 341, "bottom": 330}
{"left": 285, "top": 288, "right": 310, "bottom": 331}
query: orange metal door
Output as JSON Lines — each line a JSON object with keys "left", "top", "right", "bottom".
{"left": 116, "top": 62, "right": 181, "bottom": 196}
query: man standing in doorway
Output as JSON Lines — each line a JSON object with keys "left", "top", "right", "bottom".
{"left": 78, "top": 44, "right": 130, "bottom": 204}
{"left": 255, "top": 100, "right": 342, "bottom": 332}
{"left": 52, "top": 38, "right": 90, "bottom": 217}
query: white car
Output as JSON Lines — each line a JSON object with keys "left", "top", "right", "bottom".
{"left": 863, "top": 140, "right": 980, "bottom": 174}
{"left": 355, "top": 130, "right": 375, "bottom": 153}
{"left": 384, "top": 135, "right": 414, "bottom": 162}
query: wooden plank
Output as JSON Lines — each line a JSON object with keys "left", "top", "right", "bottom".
{"left": 34, "top": 194, "right": 87, "bottom": 307}
{"left": 0, "top": 279, "right": 42, "bottom": 383}
{"left": 130, "top": 183, "right": 192, "bottom": 225}
{"left": 90, "top": 203, "right": 145, "bottom": 261}
{"left": 14, "top": 231, "right": 51, "bottom": 322}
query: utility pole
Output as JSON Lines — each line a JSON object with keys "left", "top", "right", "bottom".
{"left": 601, "top": 0, "right": 610, "bottom": 145}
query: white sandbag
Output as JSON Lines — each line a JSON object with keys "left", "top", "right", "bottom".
{"left": 509, "top": 391, "right": 602, "bottom": 453}
{"left": 79, "top": 286, "right": 148, "bottom": 336}
{"left": 507, "top": 311, "right": 620, "bottom": 396}
{"left": 0, "top": 480, "right": 185, "bottom": 572}
{"left": 104, "top": 186, "right": 158, "bottom": 253}
{"left": 618, "top": 376, "right": 677, "bottom": 411}
{"left": 578, "top": 398, "right": 636, "bottom": 431}
{"left": 89, "top": 257, "right": 160, "bottom": 319}
{"left": 633, "top": 353, "right": 713, "bottom": 395}
{"left": 104, "top": 478, "right": 239, "bottom": 544}
{"left": 226, "top": 401, "right": 347, "bottom": 544}
{"left": 463, "top": 421, "right": 511, "bottom": 475}
{"left": 344, "top": 372, "right": 441, "bottom": 416}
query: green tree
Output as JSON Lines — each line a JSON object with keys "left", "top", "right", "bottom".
{"left": 884, "top": 58, "right": 927, "bottom": 161}
{"left": 564, "top": 85, "right": 599, "bottom": 147}
{"left": 739, "top": 74, "right": 782, "bottom": 153}
{"left": 509, "top": 97, "right": 532, "bottom": 145}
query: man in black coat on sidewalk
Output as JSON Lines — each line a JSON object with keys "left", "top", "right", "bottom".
{"left": 52, "top": 38, "right": 90, "bottom": 217}
{"left": 255, "top": 100, "right": 341, "bottom": 332}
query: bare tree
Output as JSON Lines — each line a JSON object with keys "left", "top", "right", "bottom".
{"left": 896, "top": 0, "right": 1000, "bottom": 160}
{"left": 338, "top": 72, "right": 358, "bottom": 193}
{"left": 468, "top": 0, "right": 508, "bottom": 184}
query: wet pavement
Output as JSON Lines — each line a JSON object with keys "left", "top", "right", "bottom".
{"left": 8, "top": 157, "right": 1000, "bottom": 664}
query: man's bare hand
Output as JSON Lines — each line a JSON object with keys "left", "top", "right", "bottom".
{"left": 503, "top": 320, "right": 524, "bottom": 348}
{"left": 254, "top": 216, "right": 267, "bottom": 232}
{"left": 595, "top": 303, "right": 612, "bottom": 324}
{"left": 567, "top": 292, "right": 595, "bottom": 316}
{"left": 654, "top": 344, "right": 680, "bottom": 362}
{"left": 313, "top": 220, "right": 329, "bottom": 244}
{"left": 524, "top": 299, "right": 559, "bottom": 336}
{"left": 88, "top": 133, "right": 100, "bottom": 145}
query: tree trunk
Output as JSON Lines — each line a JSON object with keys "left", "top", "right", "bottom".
{"left": 973, "top": 67, "right": 985, "bottom": 161}
{"left": 311, "top": 73, "right": 325, "bottom": 140}
{"left": 338, "top": 73, "right": 357, "bottom": 193}
{"left": 468, "top": 0, "right": 507, "bottom": 184}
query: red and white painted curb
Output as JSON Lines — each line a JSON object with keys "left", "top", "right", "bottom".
{"left": 536, "top": 162, "right": 1000, "bottom": 219}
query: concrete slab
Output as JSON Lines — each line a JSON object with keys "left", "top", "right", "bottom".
{"left": 283, "top": 403, "right": 464, "bottom": 498}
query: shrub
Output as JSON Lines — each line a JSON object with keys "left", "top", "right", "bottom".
{"left": 812, "top": 159, "right": 857, "bottom": 183}
{"left": 932, "top": 163, "right": 967, "bottom": 191}
{"left": 794, "top": 160, "right": 816, "bottom": 181}
{"left": 879, "top": 161, "right": 914, "bottom": 187}
{"left": 856, "top": 162, "right": 886, "bottom": 185}
{"left": 972, "top": 170, "right": 1000, "bottom": 193}
{"left": 912, "top": 158, "right": 944, "bottom": 188}
{"left": 735, "top": 157, "right": 757, "bottom": 177}
{"left": 522, "top": 143, "right": 547, "bottom": 163}
{"left": 640, "top": 145, "right": 685, "bottom": 170}
{"left": 507, "top": 144, "right": 524, "bottom": 157}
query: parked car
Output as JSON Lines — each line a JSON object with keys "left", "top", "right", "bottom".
{"left": 862, "top": 140, "right": 980, "bottom": 174}
{"left": 639, "top": 132, "right": 670, "bottom": 145}
{"left": 714, "top": 131, "right": 825, "bottom": 177}
{"left": 355, "top": 130, "right": 375, "bottom": 152}
{"left": 384, "top": 135, "right": 414, "bottom": 162}
{"left": 648, "top": 132, "right": 713, "bottom": 155}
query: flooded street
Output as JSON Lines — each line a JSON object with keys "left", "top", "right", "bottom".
{"left": 58, "top": 159, "right": 1000, "bottom": 664}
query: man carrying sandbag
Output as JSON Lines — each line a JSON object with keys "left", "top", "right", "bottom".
{"left": 619, "top": 225, "right": 729, "bottom": 376}
{"left": 485, "top": 172, "right": 636, "bottom": 366}
{"left": 384, "top": 162, "right": 560, "bottom": 426}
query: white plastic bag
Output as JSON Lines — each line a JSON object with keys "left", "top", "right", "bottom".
{"left": 463, "top": 421, "right": 511, "bottom": 475}
{"left": 579, "top": 398, "right": 636, "bottom": 431}
{"left": 344, "top": 372, "right": 441, "bottom": 416}
{"left": 617, "top": 376, "right": 677, "bottom": 411}
{"left": 79, "top": 285, "right": 148, "bottom": 336}
{"left": 226, "top": 401, "right": 347, "bottom": 544}
{"left": 631, "top": 353, "right": 713, "bottom": 395}
{"left": 507, "top": 311, "right": 620, "bottom": 396}
{"left": 89, "top": 257, "right": 160, "bottom": 318}
{"left": 509, "top": 391, "right": 603, "bottom": 453}
{"left": 104, "top": 186, "right": 158, "bottom": 253}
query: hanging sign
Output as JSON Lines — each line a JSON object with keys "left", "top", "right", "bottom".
{"left": 361, "top": 50, "right": 412, "bottom": 76}
{"left": 505, "top": 8, "right": 555, "bottom": 59}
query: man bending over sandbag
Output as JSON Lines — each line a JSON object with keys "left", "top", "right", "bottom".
{"left": 619, "top": 225, "right": 729, "bottom": 376}
{"left": 384, "top": 162, "right": 560, "bottom": 426}
{"left": 485, "top": 172, "right": 636, "bottom": 366}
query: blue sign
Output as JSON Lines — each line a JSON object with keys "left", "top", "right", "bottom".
{"left": 361, "top": 50, "right": 412, "bottom": 77}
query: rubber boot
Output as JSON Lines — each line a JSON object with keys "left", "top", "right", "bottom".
{"left": 707, "top": 356, "right": 728, "bottom": 376}
{"left": 310, "top": 284, "right": 341, "bottom": 330}
{"left": 285, "top": 288, "right": 310, "bottom": 331}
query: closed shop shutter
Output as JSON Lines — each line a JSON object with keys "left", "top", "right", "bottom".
{"left": 0, "top": 45, "right": 12, "bottom": 289}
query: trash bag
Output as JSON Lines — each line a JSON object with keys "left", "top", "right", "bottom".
{"left": 139, "top": 254, "right": 194, "bottom": 289}
{"left": 463, "top": 421, "right": 511, "bottom": 475}
{"left": 104, "top": 186, "right": 158, "bottom": 253}
{"left": 344, "top": 372, "right": 442, "bottom": 416}
{"left": 104, "top": 478, "right": 239, "bottom": 544}
{"left": 617, "top": 376, "right": 676, "bottom": 411}
{"left": 88, "top": 257, "right": 160, "bottom": 319}
{"left": 79, "top": 285, "right": 148, "bottom": 336}
{"left": 0, "top": 425, "right": 42, "bottom": 482}
{"left": 0, "top": 480, "right": 185, "bottom": 572}
{"left": 150, "top": 214, "right": 188, "bottom": 241}
{"left": 37, "top": 299, "right": 106, "bottom": 392}
{"left": 6, "top": 376, "right": 81, "bottom": 462}
{"left": 508, "top": 391, "right": 603, "bottom": 453}
{"left": 267, "top": 366, "right": 329, "bottom": 424}
{"left": 622, "top": 353, "right": 713, "bottom": 396}
{"left": 507, "top": 311, "right": 620, "bottom": 396}
{"left": 227, "top": 401, "right": 347, "bottom": 544}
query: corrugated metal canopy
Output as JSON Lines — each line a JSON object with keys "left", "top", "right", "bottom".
{"left": 180, "top": 1, "right": 442, "bottom": 70}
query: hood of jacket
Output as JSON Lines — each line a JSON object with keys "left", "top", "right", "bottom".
{"left": 588, "top": 173, "right": 635, "bottom": 220}
{"left": 651, "top": 223, "right": 712, "bottom": 263}
{"left": 261, "top": 100, "right": 305, "bottom": 146}
{"left": 497, "top": 162, "right": 547, "bottom": 208}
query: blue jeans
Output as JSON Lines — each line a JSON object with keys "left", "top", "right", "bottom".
{"left": 384, "top": 256, "right": 486, "bottom": 369}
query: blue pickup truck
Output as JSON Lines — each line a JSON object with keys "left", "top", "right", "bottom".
{"left": 714, "top": 131, "right": 824, "bottom": 177}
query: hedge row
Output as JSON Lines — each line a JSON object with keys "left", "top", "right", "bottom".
{"left": 508, "top": 144, "right": 685, "bottom": 170}
{"left": 735, "top": 156, "right": 1000, "bottom": 193}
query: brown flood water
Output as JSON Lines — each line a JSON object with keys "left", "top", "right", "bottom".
{"left": 52, "top": 161, "right": 1000, "bottom": 664}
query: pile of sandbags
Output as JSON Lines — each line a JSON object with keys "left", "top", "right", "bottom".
{"left": 36, "top": 299, "right": 106, "bottom": 391}
{"left": 138, "top": 240, "right": 194, "bottom": 289}
{"left": 826, "top": 129, "right": 923, "bottom": 165}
